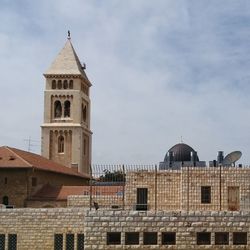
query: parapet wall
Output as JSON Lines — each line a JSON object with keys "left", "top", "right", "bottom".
{"left": 0, "top": 208, "right": 250, "bottom": 249}
{"left": 0, "top": 208, "right": 85, "bottom": 250}
{"left": 84, "top": 210, "right": 250, "bottom": 249}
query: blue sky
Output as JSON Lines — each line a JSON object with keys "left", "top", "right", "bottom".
{"left": 1, "top": 0, "right": 250, "bottom": 164}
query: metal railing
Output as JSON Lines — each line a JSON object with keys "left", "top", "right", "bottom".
{"left": 89, "top": 164, "right": 250, "bottom": 211}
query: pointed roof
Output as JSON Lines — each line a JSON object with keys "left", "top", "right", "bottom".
{"left": 45, "top": 39, "right": 89, "bottom": 80}
{"left": 0, "top": 146, "right": 90, "bottom": 179}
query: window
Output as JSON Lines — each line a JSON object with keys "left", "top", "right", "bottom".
{"left": 82, "top": 105, "right": 87, "bottom": 122}
{"left": 66, "top": 234, "right": 74, "bottom": 250}
{"left": 8, "top": 234, "right": 17, "bottom": 250}
{"left": 2, "top": 196, "right": 8, "bottom": 206}
{"left": 58, "top": 136, "right": 64, "bottom": 153}
{"left": 215, "top": 232, "right": 229, "bottom": 245}
{"left": 4, "top": 177, "right": 7, "bottom": 185}
{"left": 201, "top": 186, "right": 211, "bottom": 204}
{"left": 162, "top": 232, "right": 176, "bottom": 245}
{"left": 54, "top": 101, "right": 62, "bottom": 118}
{"left": 233, "top": 232, "right": 247, "bottom": 245}
{"left": 197, "top": 232, "right": 211, "bottom": 245}
{"left": 64, "top": 101, "right": 71, "bottom": 117}
{"left": 69, "top": 80, "right": 73, "bottom": 89}
{"left": 63, "top": 80, "right": 68, "bottom": 89}
{"left": 54, "top": 234, "right": 63, "bottom": 250}
{"left": 83, "top": 139, "right": 86, "bottom": 156}
{"left": 77, "top": 234, "right": 84, "bottom": 250}
{"left": 57, "top": 80, "right": 62, "bottom": 89}
{"left": 136, "top": 188, "right": 148, "bottom": 211}
{"left": 107, "top": 232, "right": 121, "bottom": 245}
{"left": 143, "top": 232, "right": 157, "bottom": 245}
{"left": 52, "top": 80, "right": 56, "bottom": 89}
{"left": 31, "top": 177, "right": 37, "bottom": 187}
{"left": 125, "top": 232, "right": 139, "bottom": 245}
{"left": 0, "top": 234, "right": 5, "bottom": 250}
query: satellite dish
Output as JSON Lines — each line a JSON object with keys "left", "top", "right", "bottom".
{"left": 223, "top": 151, "right": 242, "bottom": 166}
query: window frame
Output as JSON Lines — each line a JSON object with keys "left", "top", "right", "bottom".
{"left": 201, "top": 186, "right": 211, "bottom": 204}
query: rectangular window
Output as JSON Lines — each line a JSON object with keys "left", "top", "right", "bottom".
{"left": 8, "top": 234, "right": 17, "bottom": 250}
{"left": 201, "top": 186, "right": 211, "bottom": 204}
{"left": 136, "top": 188, "right": 148, "bottom": 211}
{"left": 0, "top": 234, "right": 5, "bottom": 250}
{"left": 4, "top": 178, "right": 7, "bottom": 185}
{"left": 162, "top": 232, "right": 176, "bottom": 245}
{"left": 215, "top": 232, "right": 229, "bottom": 245}
{"left": 197, "top": 232, "right": 211, "bottom": 245}
{"left": 233, "top": 232, "right": 247, "bottom": 245}
{"left": 66, "top": 234, "right": 74, "bottom": 250}
{"left": 31, "top": 177, "right": 37, "bottom": 187}
{"left": 77, "top": 234, "right": 84, "bottom": 250}
{"left": 125, "top": 232, "right": 139, "bottom": 245}
{"left": 107, "top": 232, "right": 121, "bottom": 245}
{"left": 143, "top": 232, "right": 157, "bottom": 245}
{"left": 54, "top": 234, "right": 63, "bottom": 250}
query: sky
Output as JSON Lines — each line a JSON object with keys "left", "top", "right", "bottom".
{"left": 1, "top": 0, "right": 250, "bottom": 165}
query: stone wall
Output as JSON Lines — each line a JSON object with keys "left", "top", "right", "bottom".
{"left": 68, "top": 195, "right": 123, "bottom": 209}
{"left": 0, "top": 208, "right": 85, "bottom": 250}
{"left": 84, "top": 210, "right": 250, "bottom": 249}
{"left": 125, "top": 167, "right": 250, "bottom": 211}
{"left": 0, "top": 208, "right": 250, "bottom": 249}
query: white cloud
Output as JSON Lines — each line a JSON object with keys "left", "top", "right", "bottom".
{"left": 0, "top": 0, "right": 250, "bottom": 165}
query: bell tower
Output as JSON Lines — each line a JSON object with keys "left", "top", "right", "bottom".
{"left": 41, "top": 35, "right": 92, "bottom": 174}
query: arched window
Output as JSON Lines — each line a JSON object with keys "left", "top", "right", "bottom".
{"left": 63, "top": 80, "right": 68, "bottom": 89}
{"left": 69, "top": 80, "right": 73, "bottom": 89}
{"left": 54, "top": 101, "right": 62, "bottom": 118}
{"left": 57, "top": 80, "right": 62, "bottom": 89}
{"left": 64, "top": 101, "right": 71, "bottom": 117}
{"left": 2, "top": 196, "right": 8, "bottom": 205}
{"left": 82, "top": 104, "right": 87, "bottom": 122}
{"left": 52, "top": 80, "right": 56, "bottom": 89}
{"left": 58, "top": 135, "right": 64, "bottom": 153}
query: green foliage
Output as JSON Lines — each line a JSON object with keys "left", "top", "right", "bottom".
{"left": 99, "top": 169, "right": 125, "bottom": 182}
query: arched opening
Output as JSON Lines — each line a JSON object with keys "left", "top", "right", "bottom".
{"left": 52, "top": 80, "right": 56, "bottom": 89}
{"left": 2, "top": 196, "right": 8, "bottom": 205}
{"left": 69, "top": 80, "right": 73, "bottom": 89}
{"left": 82, "top": 104, "right": 87, "bottom": 122}
{"left": 54, "top": 101, "right": 62, "bottom": 118}
{"left": 57, "top": 80, "right": 62, "bottom": 89}
{"left": 58, "top": 135, "right": 64, "bottom": 153}
{"left": 63, "top": 80, "right": 68, "bottom": 89}
{"left": 64, "top": 101, "right": 71, "bottom": 117}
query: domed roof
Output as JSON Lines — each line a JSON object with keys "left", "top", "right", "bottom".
{"left": 164, "top": 143, "right": 199, "bottom": 162}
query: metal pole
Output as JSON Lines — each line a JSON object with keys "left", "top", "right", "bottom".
{"left": 122, "top": 164, "right": 125, "bottom": 210}
{"left": 187, "top": 165, "right": 189, "bottom": 212}
{"left": 154, "top": 164, "right": 158, "bottom": 211}
{"left": 89, "top": 164, "right": 93, "bottom": 210}
{"left": 219, "top": 164, "right": 222, "bottom": 211}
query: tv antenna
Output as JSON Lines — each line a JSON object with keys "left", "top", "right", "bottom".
{"left": 23, "top": 137, "right": 39, "bottom": 152}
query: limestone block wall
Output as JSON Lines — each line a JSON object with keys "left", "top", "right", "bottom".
{"left": 0, "top": 208, "right": 85, "bottom": 250}
{"left": 125, "top": 167, "right": 250, "bottom": 211}
{"left": 68, "top": 195, "right": 123, "bottom": 208}
{"left": 84, "top": 210, "right": 250, "bottom": 250}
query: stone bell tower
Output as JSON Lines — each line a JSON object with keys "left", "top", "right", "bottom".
{"left": 41, "top": 35, "right": 92, "bottom": 174}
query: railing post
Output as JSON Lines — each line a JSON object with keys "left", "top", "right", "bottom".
{"left": 122, "top": 164, "right": 125, "bottom": 210}
{"left": 187, "top": 165, "right": 189, "bottom": 212}
{"left": 89, "top": 164, "right": 93, "bottom": 210}
{"left": 154, "top": 164, "right": 158, "bottom": 211}
{"left": 219, "top": 164, "right": 222, "bottom": 211}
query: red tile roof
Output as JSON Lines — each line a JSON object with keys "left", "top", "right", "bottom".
{"left": 29, "top": 184, "right": 123, "bottom": 201}
{"left": 0, "top": 146, "right": 90, "bottom": 179}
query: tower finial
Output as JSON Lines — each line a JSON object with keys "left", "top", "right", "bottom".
{"left": 67, "top": 30, "right": 71, "bottom": 40}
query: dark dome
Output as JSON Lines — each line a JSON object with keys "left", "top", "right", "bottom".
{"left": 164, "top": 143, "right": 199, "bottom": 162}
